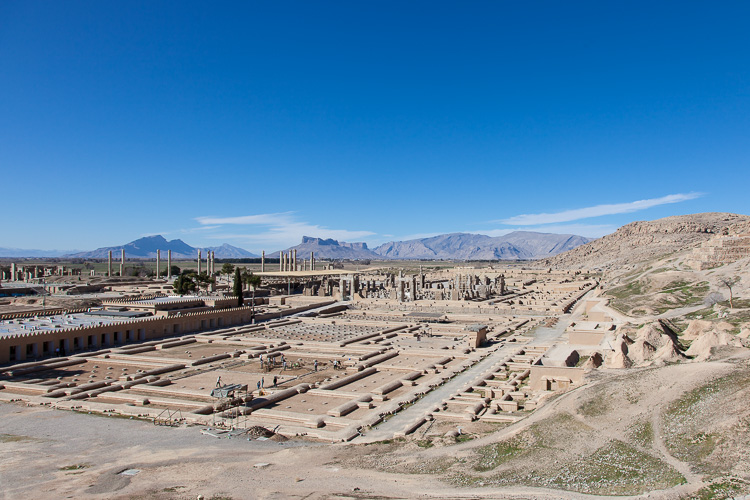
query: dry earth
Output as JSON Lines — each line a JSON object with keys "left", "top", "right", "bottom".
{"left": 3, "top": 348, "right": 750, "bottom": 500}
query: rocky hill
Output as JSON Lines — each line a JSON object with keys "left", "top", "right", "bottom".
{"left": 67, "top": 235, "right": 258, "bottom": 259}
{"left": 269, "top": 236, "right": 380, "bottom": 260}
{"left": 540, "top": 212, "right": 750, "bottom": 270}
{"left": 373, "top": 231, "right": 591, "bottom": 260}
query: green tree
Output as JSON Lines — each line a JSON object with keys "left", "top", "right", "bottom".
{"left": 161, "top": 265, "right": 180, "bottom": 277}
{"left": 195, "top": 272, "right": 215, "bottom": 292}
{"left": 719, "top": 276, "right": 740, "bottom": 308}
{"left": 243, "top": 271, "right": 261, "bottom": 289}
{"left": 233, "top": 267, "right": 244, "bottom": 306}
{"left": 173, "top": 274, "right": 196, "bottom": 295}
{"left": 221, "top": 263, "right": 235, "bottom": 275}
{"left": 243, "top": 271, "right": 261, "bottom": 314}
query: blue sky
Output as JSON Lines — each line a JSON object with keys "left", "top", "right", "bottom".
{"left": 1, "top": 1, "right": 748, "bottom": 253}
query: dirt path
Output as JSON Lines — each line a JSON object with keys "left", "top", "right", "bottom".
{"left": 650, "top": 408, "right": 702, "bottom": 484}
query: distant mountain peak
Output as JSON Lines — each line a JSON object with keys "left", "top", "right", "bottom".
{"left": 66, "top": 235, "right": 258, "bottom": 259}
{"left": 270, "top": 236, "right": 377, "bottom": 260}
{"left": 373, "top": 231, "right": 591, "bottom": 260}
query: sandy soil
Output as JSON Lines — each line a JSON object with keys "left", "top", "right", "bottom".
{"left": 3, "top": 348, "right": 749, "bottom": 500}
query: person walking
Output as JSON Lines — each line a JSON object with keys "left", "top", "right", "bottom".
{"left": 261, "top": 377, "right": 265, "bottom": 389}
{"left": 314, "top": 360, "right": 318, "bottom": 372}
{"left": 256, "top": 380, "right": 261, "bottom": 391}
{"left": 273, "top": 376, "right": 277, "bottom": 388}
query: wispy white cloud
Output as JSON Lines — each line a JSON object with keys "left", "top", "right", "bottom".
{"left": 482, "top": 224, "right": 616, "bottom": 238}
{"left": 194, "top": 212, "right": 376, "bottom": 251}
{"left": 498, "top": 193, "right": 704, "bottom": 226}
{"left": 195, "top": 212, "right": 296, "bottom": 226}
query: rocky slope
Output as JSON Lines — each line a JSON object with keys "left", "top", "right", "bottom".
{"left": 540, "top": 212, "right": 750, "bottom": 270}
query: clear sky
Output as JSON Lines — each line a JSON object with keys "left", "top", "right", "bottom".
{"left": 1, "top": 1, "right": 748, "bottom": 253}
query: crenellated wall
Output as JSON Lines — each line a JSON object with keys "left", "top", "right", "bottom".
{"left": 0, "top": 299, "right": 334, "bottom": 365}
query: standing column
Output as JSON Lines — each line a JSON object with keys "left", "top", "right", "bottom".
{"left": 340, "top": 277, "right": 346, "bottom": 300}
{"left": 108, "top": 251, "right": 113, "bottom": 277}
{"left": 261, "top": 251, "right": 265, "bottom": 272}
{"left": 156, "top": 250, "right": 161, "bottom": 278}
{"left": 167, "top": 250, "right": 172, "bottom": 278}
{"left": 10, "top": 263, "right": 16, "bottom": 281}
{"left": 206, "top": 252, "right": 210, "bottom": 275}
{"left": 198, "top": 250, "right": 202, "bottom": 274}
{"left": 120, "top": 249, "right": 125, "bottom": 276}
{"left": 279, "top": 253, "right": 283, "bottom": 271}
{"left": 311, "top": 252, "right": 315, "bottom": 271}
{"left": 293, "top": 249, "right": 297, "bottom": 272}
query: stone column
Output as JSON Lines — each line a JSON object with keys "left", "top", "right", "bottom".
{"left": 198, "top": 250, "right": 202, "bottom": 274}
{"left": 293, "top": 249, "right": 297, "bottom": 272}
{"left": 156, "top": 249, "right": 161, "bottom": 278}
{"left": 10, "top": 263, "right": 16, "bottom": 281}
{"left": 206, "top": 252, "right": 210, "bottom": 275}
{"left": 261, "top": 251, "right": 265, "bottom": 272}
{"left": 279, "top": 253, "right": 283, "bottom": 272}
{"left": 340, "top": 277, "right": 346, "bottom": 300}
{"left": 108, "top": 251, "right": 113, "bottom": 277}
{"left": 311, "top": 252, "right": 315, "bottom": 271}
{"left": 212, "top": 251, "right": 216, "bottom": 274}
{"left": 120, "top": 249, "right": 125, "bottom": 276}
{"left": 167, "top": 250, "right": 172, "bottom": 278}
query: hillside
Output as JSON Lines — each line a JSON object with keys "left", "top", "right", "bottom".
{"left": 540, "top": 212, "right": 750, "bottom": 270}
{"left": 373, "top": 231, "right": 591, "bottom": 260}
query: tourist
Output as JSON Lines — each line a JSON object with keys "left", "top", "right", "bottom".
{"left": 273, "top": 376, "right": 277, "bottom": 387}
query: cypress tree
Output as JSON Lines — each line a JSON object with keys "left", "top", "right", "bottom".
{"left": 233, "top": 267, "right": 244, "bottom": 306}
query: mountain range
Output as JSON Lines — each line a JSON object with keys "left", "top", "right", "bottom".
{"left": 65, "top": 235, "right": 259, "bottom": 259}
{"left": 268, "top": 236, "right": 380, "bottom": 260}
{"left": 7, "top": 230, "right": 591, "bottom": 261}
{"left": 0, "top": 247, "right": 82, "bottom": 258}
{"left": 373, "top": 232, "right": 591, "bottom": 260}
{"left": 272, "top": 231, "right": 591, "bottom": 261}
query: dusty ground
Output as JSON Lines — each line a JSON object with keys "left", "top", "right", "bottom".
{"left": 0, "top": 296, "right": 101, "bottom": 315}
{"left": 3, "top": 349, "right": 750, "bottom": 500}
